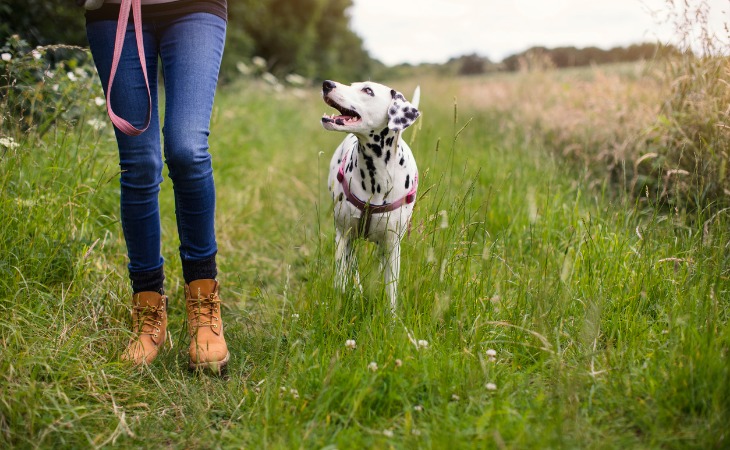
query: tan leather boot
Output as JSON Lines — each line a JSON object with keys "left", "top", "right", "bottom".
{"left": 121, "top": 291, "right": 167, "bottom": 366}
{"left": 185, "top": 279, "right": 230, "bottom": 373}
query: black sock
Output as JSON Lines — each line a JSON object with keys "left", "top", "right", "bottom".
{"left": 129, "top": 266, "right": 165, "bottom": 294}
{"left": 181, "top": 253, "right": 217, "bottom": 284}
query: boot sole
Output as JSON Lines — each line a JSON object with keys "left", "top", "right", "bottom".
{"left": 189, "top": 351, "right": 230, "bottom": 375}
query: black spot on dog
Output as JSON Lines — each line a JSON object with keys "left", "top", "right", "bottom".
{"left": 366, "top": 143, "right": 382, "bottom": 158}
{"left": 364, "top": 154, "right": 375, "bottom": 172}
{"left": 374, "top": 135, "right": 380, "bottom": 143}
{"left": 338, "top": 193, "right": 344, "bottom": 202}
{"left": 361, "top": 180, "right": 367, "bottom": 191}
{"left": 360, "top": 169, "right": 365, "bottom": 179}
{"left": 384, "top": 150, "right": 391, "bottom": 164}
{"left": 385, "top": 137, "right": 394, "bottom": 147}
{"left": 377, "top": 184, "right": 381, "bottom": 193}
{"left": 405, "top": 174, "right": 410, "bottom": 189}
{"left": 399, "top": 157, "right": 405, "bottom": 166}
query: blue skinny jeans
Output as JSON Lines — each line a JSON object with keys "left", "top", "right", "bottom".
{"left": 86, "top": 12, "right": 226, "bottom": 291}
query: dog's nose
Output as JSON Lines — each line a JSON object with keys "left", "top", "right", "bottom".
{"left": 322, "top": 80, "right": 336, "bottom": 95}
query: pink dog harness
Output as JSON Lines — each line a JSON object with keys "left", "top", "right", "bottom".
{"left": 106, "top": 0, "right": 152, "bottom": 136}
{"left": 337, "top": 148, "right": 418, "bottom": 237}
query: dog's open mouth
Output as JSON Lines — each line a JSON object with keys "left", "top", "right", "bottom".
{"left": 322, "top": 96, "right": 361, "bottom": 126}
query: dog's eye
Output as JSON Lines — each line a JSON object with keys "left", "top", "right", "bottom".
{"left": 361, "top": 87, "right": 374, "bottom": 97}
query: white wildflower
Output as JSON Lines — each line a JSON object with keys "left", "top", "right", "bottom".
{"left": 74, "top": 67, "right": 88, "bottom": 78}
{"left": 261, "top": 72, "right": 278, "bottom": 86}
{"left": 52, "top": 84, "right": 59, "bottom": 92}
{"left": 291, "top": 313, "right": 299, "bottom": 319}
{"left": 395, "top": 359, "right": 402, "bottom": 368}
{"left": 67, "top": 71, "right": 77, "bottom": 82}
{"left": 252, "top": 56, "right": 267, "bottom": 68}
{"left": 414, "top": 405, "right": 424, "bottom": 412}
{"left": 236, "top": 61, "right": 252, "bottom": 75}
{"left": 345, "top": 339, "right": 356, "bottom": 349}
{"left": 94, "top": 97, "right": 106, "bottom": 107}
{"left": 31, "top": 49, "right": 42, "bottom": 60}
{"left": 383, "top": 429, "right": 394, "bottom": 438}
{"left": 451, "top": 394, "right": 460, "bottom": 401}
{"left": 285, "top": 73, "right": 306, "bottom": 86}
{"left": 417, "top": 339, "right": 429, "bottom": 349}
{"left": 290, "top": 388, "right": 299, "bottom": 399}
{"left": 368, "top": 361, "right": 378, "bottom": 372}
{"left": 1, "top": 53, "right": 11, "bottom": 62}
{"left": 486, "top": 382, "right": 497, "bottom": 391}
{"left": 486, "top": 349, "right": 497, "bottom": 357}
{"left": 44, "top": 70, "right": 54, "bottom": 79}
{"left": 86, "top": 118, "right": 106, "bottom": 131}
{"left": 0, "top": 137, "right": 20, "bottom": 149}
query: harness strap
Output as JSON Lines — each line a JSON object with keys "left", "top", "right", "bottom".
{"left": 106, "top": 0, "right": 152, "bottom": 136}
{"left": 337, "top": 148, "right": 417, "bottom": 237}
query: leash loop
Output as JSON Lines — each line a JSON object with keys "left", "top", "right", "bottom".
{"left": 105, "top": 0, "right": 151, "bottom": 136}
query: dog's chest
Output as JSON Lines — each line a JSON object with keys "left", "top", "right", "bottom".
{"left": 329, "top": 134, "right": 415, "bottom": 201}
{"left": 328, "top": 134, "right": 417, "bottom": 237}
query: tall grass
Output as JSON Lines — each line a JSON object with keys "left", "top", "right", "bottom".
{"left": 454, "top": 0, "right": 729, "bottom": 211}
{"left": 1, "top": 48, "right": 729, "bottom": 448}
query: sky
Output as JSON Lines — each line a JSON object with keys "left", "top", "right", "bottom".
{"left": 348, "top": 0, "right": 730, "bottom": 65}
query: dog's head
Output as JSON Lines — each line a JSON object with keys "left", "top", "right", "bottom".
{"left": 321, "top": 80, "right": 420, "bottom": 134}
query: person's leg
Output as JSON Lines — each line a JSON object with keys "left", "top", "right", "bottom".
{"left": 86, "top": 19, "right": 166, "bottom": 295}
{"left": 157, "top": 12, "right": 229, "bottom": 373}
{"left": 158, "top": 12, "right": 226, "bottom": 282}
{"left": 87, "top": 19, "right": 167, "bottom": 366}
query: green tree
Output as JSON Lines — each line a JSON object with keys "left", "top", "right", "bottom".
{"left": 0, "top": 0, "right": 87, "bottom": 46}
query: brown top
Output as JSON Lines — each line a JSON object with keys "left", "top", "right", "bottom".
{"left": 85, "top": 0, "right": 227, "bottom": 23}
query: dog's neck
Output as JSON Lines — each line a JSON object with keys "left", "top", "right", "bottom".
{"left": 346, "top": 126, "right": 405, "bottom": 201}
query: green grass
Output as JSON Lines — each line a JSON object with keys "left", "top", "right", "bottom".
{"left": 0, "top": 76, "right": 728, "bottom": 449}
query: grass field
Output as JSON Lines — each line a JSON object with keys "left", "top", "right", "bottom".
{"left": 1, "top": 71, "right": 729, "bottom": 449}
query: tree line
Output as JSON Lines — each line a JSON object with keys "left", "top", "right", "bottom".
{"left": 0, "top": 1, "right": 682, "bottom": 82}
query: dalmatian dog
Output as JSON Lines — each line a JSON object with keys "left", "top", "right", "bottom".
{"left": 321, "top": 80, "right": 420, "bottom": 312}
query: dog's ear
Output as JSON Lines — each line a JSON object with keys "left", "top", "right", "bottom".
{"left": 388, "top": 89, "right": 420, "bottom": 131}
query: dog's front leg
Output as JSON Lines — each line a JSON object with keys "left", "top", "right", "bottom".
{"left": 335, "top": 228, "right": 360, "bottom": 293}
{"left": 382, "top": 236, "right": 402, "bottom": 314}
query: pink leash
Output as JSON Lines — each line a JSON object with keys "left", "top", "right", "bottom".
{"left": 105, "top": 0, "right": 151, "bottom": 136}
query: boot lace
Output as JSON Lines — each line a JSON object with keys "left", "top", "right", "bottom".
{"left": 132, "top": 304, "right": 164, "bottom": 338}
{"left": 188, "top": 293, "right": 221, "bottom": 330}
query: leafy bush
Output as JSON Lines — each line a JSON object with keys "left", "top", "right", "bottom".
{"left": 1, "top": 35, "right": 102, "bottom": 137}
